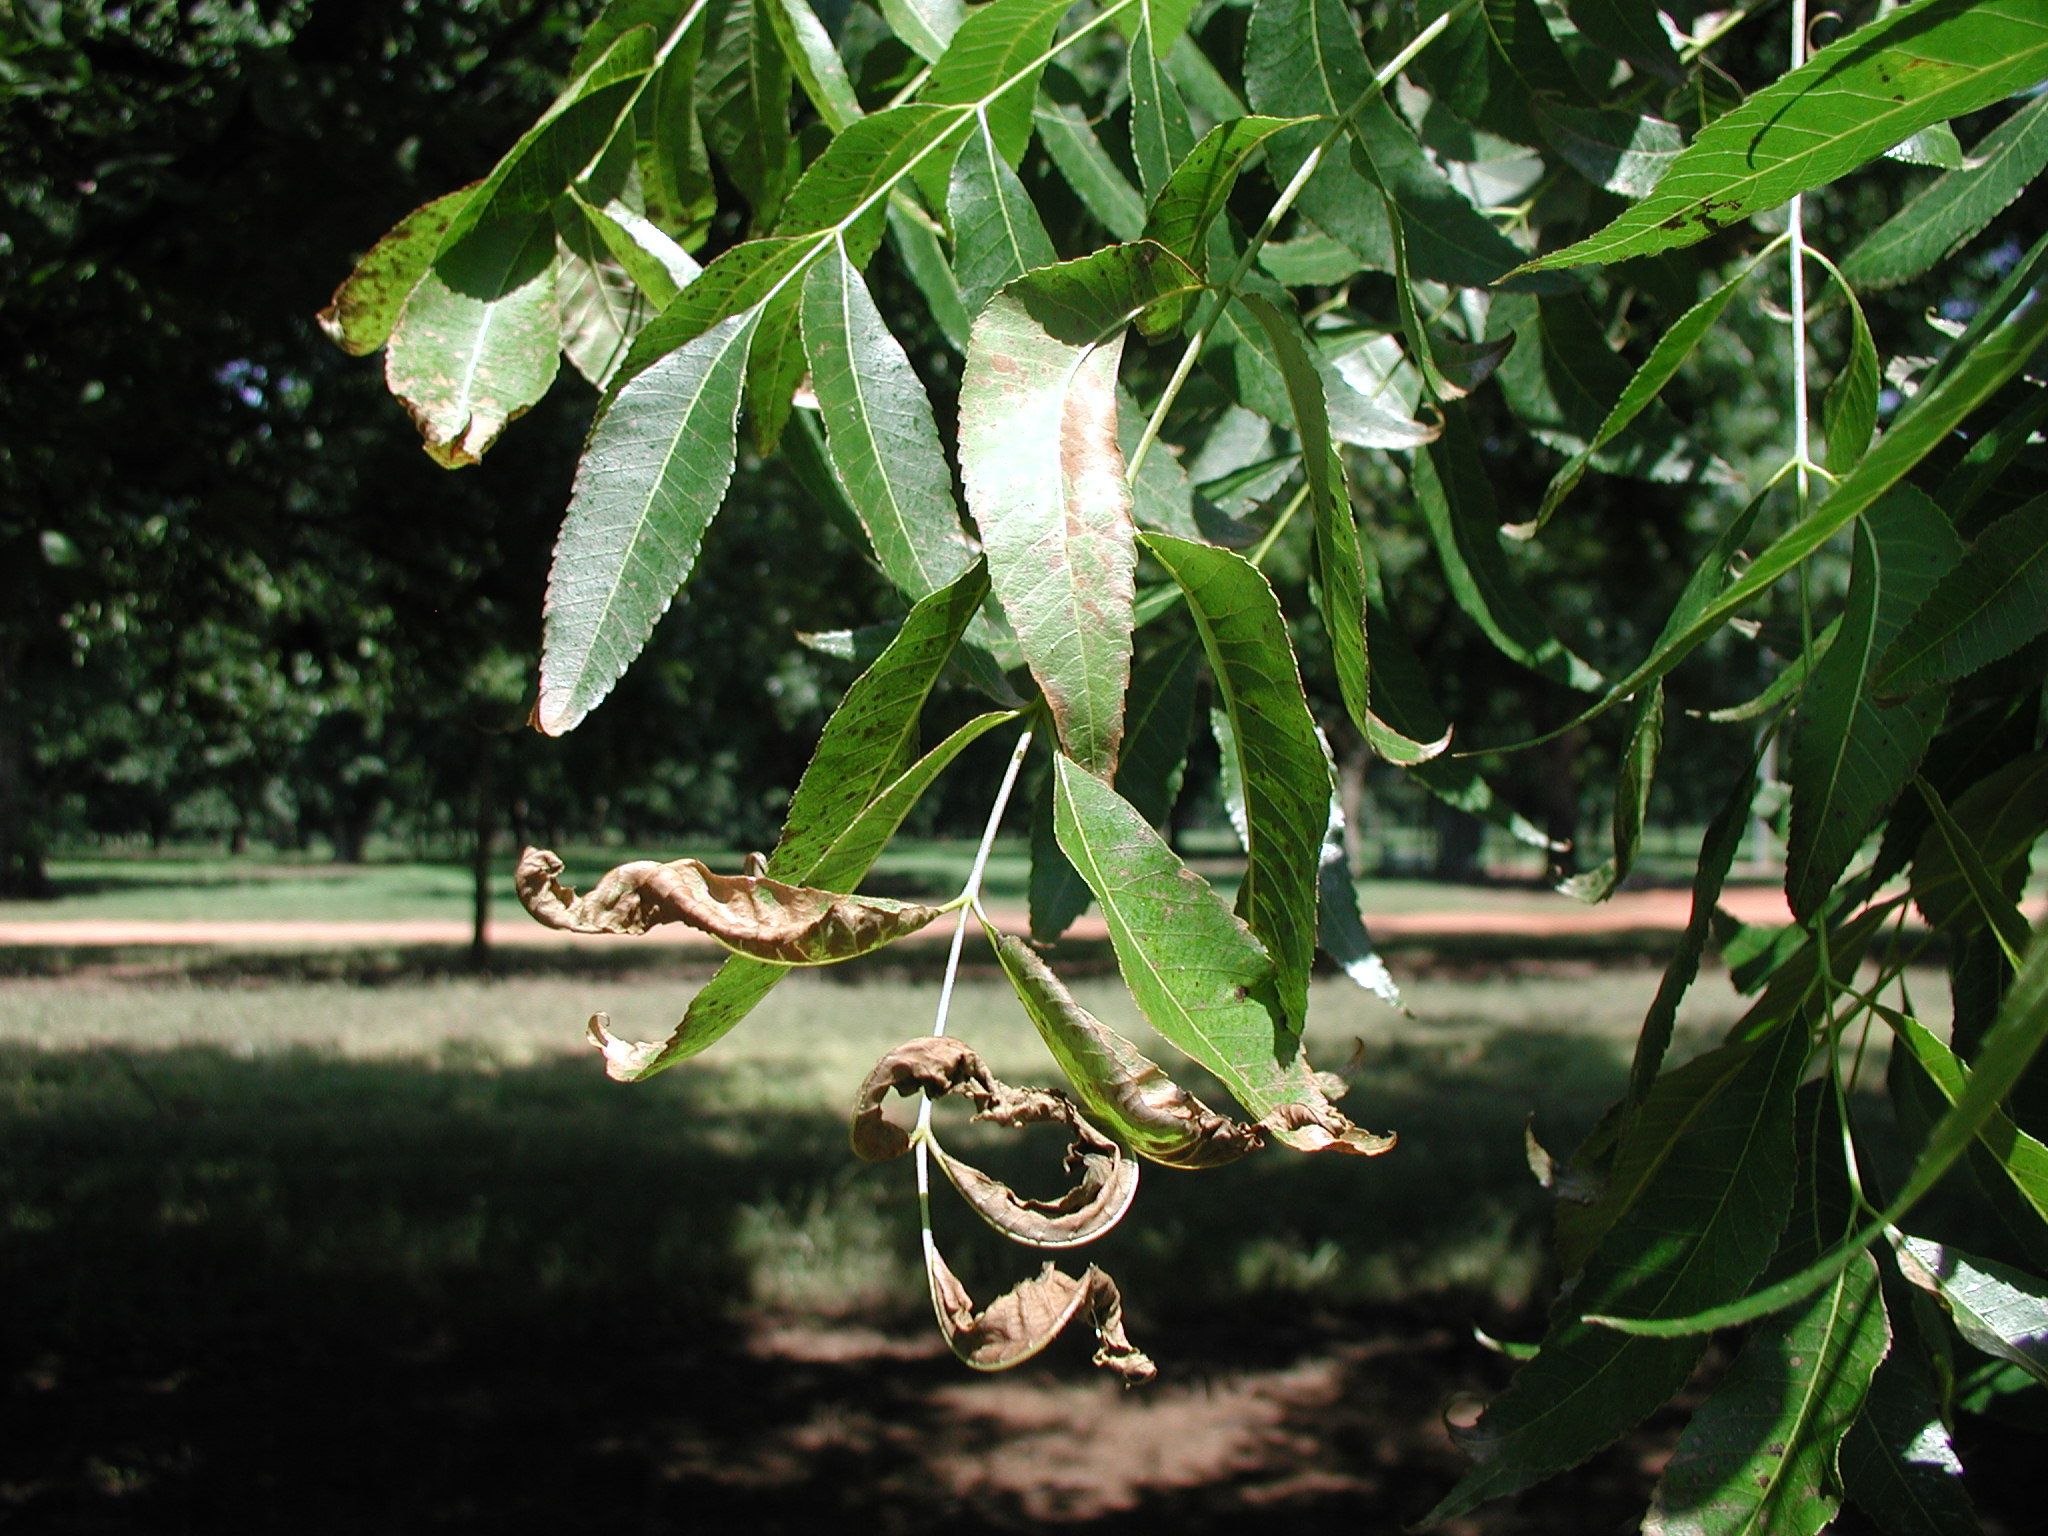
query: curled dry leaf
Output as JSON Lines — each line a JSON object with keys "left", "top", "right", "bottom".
{"left": 991, "top": 931, "right": 1262, "bottom": 1169}
{"left": 851, "top": 1035, "right": 1139, "bottom": 1248}
{"left": 926, "top": 1243, "right": 1156, "bottom": 1384}
{"left": 516, "top": 847, "right": 945, "bottom": 964}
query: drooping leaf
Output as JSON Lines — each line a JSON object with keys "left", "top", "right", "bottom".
{"left": 319, "top": 186, "right": 473, "bottom": 356}
{"left": 1520, "top": 0, "right": 2048, "bottom": 273}
{"left": 1036, "top": 73, "right": 1149, "bottom": 241}
{"left": 699, "top": 0, "right": 795, "bottom": 223}
{"left": 1911, "top": 749, "right": 2048, "bottom": 937}
{"left": 1785, "top": 487, "right": 1963, "bottom": 920}
{"left": 1841, "top": 1349, "right": 1985, "bottom": 1536}
{"left": 948, "top": 114, "right": 1058, "bottom": 318}
{"left": 1886, "top": 1006, "right": 2048, "bottom": 1226}
{"left": 849, "top": 1034, "right": 1140, "bottom": 1248}
{"left": 1557, "top": 683, "right": 1662, "bottom": 903}
{"left": 1426, "top": 1019, "right": 1806, "bottom": 1525}
{"left": 990, "top": 932, "right": 1263, "bottom": 1168}
{"left": 1411, "top": 408, "right": 1606, "bottom": 692}
{"left": 959, "top": 242, "right": 1202, "bottom": 776}
{"left": 536, "top": 309, "right": 759, "bottom": 735}
{"left": 1532, "top": 98, "right": 1684, "bottom": 199}
{"left": 1879, "top": 494, "right": 2048, "bottom": 695}
{"left": 765, "top": 0, "right": 862, "bottom": 131}
{"left": 1842, "top": 92, "right": 2048, "bottom": 291}
{"left": 925, "top": 1247, "right": 1156, "bottom": 1382}
{"left": 1823, "top": 270, "right": 1881, "bottom": 474}
{"left": 1128, "top": 0, "right": 1195, "bottom": 197}
{"left": 1031, "top": 634, "right": 1198, "bottom": 942}
{"left": 1894, "top": 1236, "right": 2048, "bottom": 1386}
{"left": 565, "top": 191, "right": 702, "bottom": 304}
{"left": 1913, "top": 776, "right": 2033, "bottom": 961}
{"left": 1053, "top": 754, "right": 1394, "bottom": 1155}
{"left": 517, "top": 848, "right": 947, "bottom": 962}
{"left": 384, "top": 216, "right": 562, "bottom": 468}
{"left": 1146, "top": 533, "right": 1327, "bottom": 1033}
{"left": 554, "top": 201, "right": 655, "bottom": 388}
{"left": 800, "top": 250, "right": 980, "bottom": 602}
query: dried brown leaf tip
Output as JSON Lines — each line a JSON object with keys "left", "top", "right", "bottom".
{"left": 926, "top": 1243, "right": 1156, "bottom": 1385}
{"left": 991, "top": 933, "right": 1263, "bottom": 1170}
{"left": 516, "top": 846, "right": 946, "bottom": 964}
{"left": 851, "top": 1036, "right": 1139, "bottom": 1248}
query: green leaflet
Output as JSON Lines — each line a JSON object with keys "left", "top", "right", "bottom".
{"left": 1900, "top": 753, "right": 2048, "bottom": 937}
{"left": 1205, "top": 289, "right": 1439, "bottom": 451}
{"left": 765, "top": 0, "right": 862, "bottom": 131}
{"left": 1030, "top": 634, "right": 1198, "bottom": 942}
{"left": 948, "top": 115, "right": 1058, "bottom": 319}
{"left": 1556, "top": 0, "right": 1678, "bottom": 80}
{"left": 959, "top": 242, "right": 1201, "bottom": 777}
{"left": 535, "top": 309, "right": 759, "bottom": 736}
{"left": 800, "top": 250, "right": 979, "bottom": 602}
{"left": 554, "top": 201, "right": 655, "bottom": 388}
{"left": 1425, "top": 1020, "right": 1805, "bottom": 1525}
{"left": 1521, "top": 285, "right": 2048, "bottom": 748}
{"left": 1521, "top": 0, "right": 2048, "bottom": 273}
{"left": 1532, "top": 98, "right": 1683, "bottom": 199}
{"left": 988, "top": 930, "right": 1262, "bottom": 1168}
{"left": 1532, "top": 249, "right": 1764, "bottom": 529}
{"left": 920, "top": 0, "right": 1079, "bottom": 180}
{"left": 1886, "top": 1007, "right": 2048, "bottom": 1226}
{"left": 1912, "top": 776, "right": 2033, "bottom": 960}
{"left": 777, "top": 106, "right": 964, "bottom": 264}
{"left": 879, "top": 0, "right": 963, "bottom": 61}
{"left": 634, "top": 20, "right": 718, "bottom": 249}
{"left": 1128, "top": 0, "right": 1194, "bottom": 197}
{"left": 885, "top": 202, "right": 974, "bottom": 350}
{"left": 1880, "top": 494, "right": 2048, "bottom": 695}
{"left": 1140, "top": 116, "right": 1308, "bottom": 333}
{"left": 564, "top": 192, "right": 702, "bottom": 305}
{"left": 1147, "top": 534, "right": 1324, "bottom": 1035}
{"left": 1894, "top": 1236, "right": 2048, "bottom": 1387}
{"left": 319, "top": 186, "right": 473, "bottom": 357}
{"left": 1411, "top": 408, "right": 1606, "bottom": 692}
{"left": 1625, "top": 748, "right": 1762, "bottom": 1108}
{"left": 1595, "top": 932, "right": 2048, "bottom": 1339}
{"left": 589, "top": 575, "right": 1009, "bottom": 1080}
{"left": 1416, "top": 0, "right": 1585, "bottom": 150}
{"left": 1557, "top": 683, "right": 1661, "bottom": 904}
{"left": 441, "top": 25, "right": 658, "bottom": 251}
{"left": 384, "top": 215, "right": 561, "bottom": 469}
{"left": 1841, "top": 1351, "right": 1984, "bottom": 1536}
{"left": 1052, "top": 754, "right": 1394, "bottom": 1155}
{"left": 1643, "top": 1112, "right": 1888, "bottom": 1536}
{"left": 1785, "top": 487, "right": 1963, "bottom": 921}
{"left": 699, "top": 0, "right": 795, "bottom": 224}
{"left": 1935, "top": 387, "right": 2048, "bottom": 524}
{"left": 1842, "top": 92, "right": 2048, "bottom": 291}
{"left": 1036, "top": 74, "right": 1149, "bottom": 241}
{"left": 1823, "top": 269, "right": 1881, "bottom": 474}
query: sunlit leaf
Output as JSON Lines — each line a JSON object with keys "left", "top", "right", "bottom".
{"left": 948, "top": 115, "right": 1058, "bottom": 318}
{"left": 960, "top": 242, "right": 1201, "bottom": 776}
{"left": 1520, "top": 0, "right": 2048, "bottom": 273}
{"left": 536, "top": 309, "right": 758, "bottom": 734}
{"left": 1128, "top": 0, "right": 1194, "bottom": 196}
{"left": 989, "top": 932, "right": 1262, "bottom": 1167}
{"left": 1842, "top": 92, "right": 2048, "bottom": 291}
{"left": 1823, "top": 270, "right": 1881, "bottom": 474}
{"left": 1895, "top": 1236, "right": 2048, "bottom": 1386}
{"left": 919, "top": 0, "right": 1076, "bottom": 181}
{"left": 1053, "top": 754, "right": 1394, "bottom": 1155}
{"left": 765, "top": 0, "right": 862, "bottom": 131}
{"left": 879, "top": 0, "right": 963, "bottom": 61}
{"left": 554, "top": 202, "right": 653, "bottom": 387}
{"left": 319, "top": 186, "right": 473, "bottom": 357}
{"left": 1148, "top": 533, "right": 1326, "bottom": 1033}
{"left": 385, "top": 216, "right": 561, "bottom": 468}
{"left": 1786, "top": 487, "right": 1963, "bottom": 921}
{"left": 800, "top": 249, "right": 979, "bottom": 601}
{"left": 1533, "top": 99, "right": 1683, "bottom": 199}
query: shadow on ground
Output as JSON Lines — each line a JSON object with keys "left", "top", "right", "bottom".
{"left": 0, "top": 1030, "right": 2028, "bottom": 1534}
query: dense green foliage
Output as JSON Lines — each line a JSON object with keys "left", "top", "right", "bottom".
{"left": 293, "top": 0, "right": 2048, "bottom": 1521}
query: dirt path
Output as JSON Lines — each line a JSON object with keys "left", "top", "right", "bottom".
{"left": 0, "top": 887, "right": 1809, "bottom": 950}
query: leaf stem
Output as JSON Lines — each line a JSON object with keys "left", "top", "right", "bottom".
{"left": 915, "top": 727, "right": 1035, "bottom": 1218}
{"left": 1126, "top": 0, "right": 1471, "bottom": 480}
{"left": 1787, "top": 0, "right": 1813, "bottom": 511}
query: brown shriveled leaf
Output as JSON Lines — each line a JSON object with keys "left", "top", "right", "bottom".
{"left": 850, "top": 1035, "right": 1139, "bottom": 1248}
{"left": 926, "top": 1245, "right": 1157, "bottom": 1384}
{"left": 516, "top": 847, "right": 945, "bottom": 964}
{"left": 990, "top": 930, "right": 1262, "bottom": 1169}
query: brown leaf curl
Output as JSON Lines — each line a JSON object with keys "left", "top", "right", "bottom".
{"left": 926, "top": 1244, "right": 1156, "bottom": 1384}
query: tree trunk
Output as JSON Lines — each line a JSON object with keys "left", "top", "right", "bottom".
{"left": 1543, "top": 728, "right": 1587, "bottom": 884}
{"left": 1337, "top": 735, "right": 1370, "bottom": 877}
{"left": 0, "top": 643, "right": 49, "bottom": 897}
{"left": 470, "top": 744, "right": 495, "bottom": 966}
